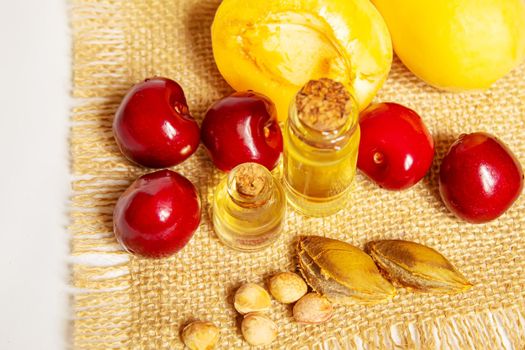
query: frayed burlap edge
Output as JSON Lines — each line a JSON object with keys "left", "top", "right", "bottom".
{"left": 69, "top": 0, "right": 525, "bottom": 349}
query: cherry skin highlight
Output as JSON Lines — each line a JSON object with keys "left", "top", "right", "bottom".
{"left": 357, "top": 102, "right": 434, "bottom": 190}
{"left": 201, "top": 91, "right": 283, "bottom": 172}
{"left": 113, "top": 77, "right": 200, "bottom": 168}
{"left": 439, "top": 132, "right": 523, "bottom": 223}
{"left": 113, "top": 169, "right": 201, "bottom": 258}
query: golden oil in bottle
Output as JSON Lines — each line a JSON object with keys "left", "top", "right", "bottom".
{"left": 283, "top": 78, "right": 360, "bottom": 216}
{"left": 212, "top": 162, "right": 286, "bottom": 251}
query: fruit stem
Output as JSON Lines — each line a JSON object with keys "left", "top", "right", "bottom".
{"left": 373, "top": 152, "right": 384, "bottom": 165}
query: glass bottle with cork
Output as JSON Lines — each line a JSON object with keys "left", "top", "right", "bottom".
{"left": 212, "top": 162, "right": 286, "bottom": 251}
{"left": 283, "top": 78, "right": 360, "bottom": 216}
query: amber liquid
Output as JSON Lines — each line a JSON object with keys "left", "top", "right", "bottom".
{"left": 212, "top": 167, "right": 286, "bottom": 252}
{"left": 283, "top": 103, "right": 360, "bottom": 216}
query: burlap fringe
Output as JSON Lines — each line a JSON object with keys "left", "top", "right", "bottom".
{"left": 70, "top": 1, "right": 132, "bottom": 348}
{"left": 294, "top": 307, "right": 525, "bottom": 350}
{"left": 72, "top": 250, "right": 525, "bottom": 350}
{"left": 69, "top": 0, "right": 525, "bottom": 348}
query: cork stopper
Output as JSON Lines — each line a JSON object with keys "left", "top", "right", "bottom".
{"left": 295, "top": 78, "right": 353, "bottom": 132}
{"left": 235, "top": 163, "right": 268, "bottom": 198}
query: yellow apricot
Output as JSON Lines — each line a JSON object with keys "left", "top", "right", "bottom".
{"left": 372, "top": 0, "right": 525, "bottom": 91}
{"left": 211, "top": 0, "right": 392, "bottom": 121}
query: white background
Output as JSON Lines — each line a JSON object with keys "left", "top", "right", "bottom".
{"left": 0, "top": 0, "right": 69, "bottom": 348}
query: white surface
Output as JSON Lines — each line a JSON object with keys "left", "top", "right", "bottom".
{"left": 0, "top": 0, "right": 69, "bottom": 349}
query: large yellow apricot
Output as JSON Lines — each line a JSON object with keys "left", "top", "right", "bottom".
{"left": 211, "top": 0, "right": 392, "bottom": 121}
{"left": 372, "top": 0, "right": 525, "bottom": 91}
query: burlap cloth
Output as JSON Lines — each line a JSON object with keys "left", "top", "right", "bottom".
{"left": 70, "top": 1, "right": 525, "bottom": 348}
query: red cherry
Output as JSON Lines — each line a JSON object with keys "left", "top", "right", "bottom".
{"left": 113, "top": 77, "right": 200, "bottom": 168}
{"left": 357, "top": 103, "right": 434, "bottom": 190}
{"left": 201, "top": 91, "right": 283, "bottom": 172}
{"left": 439, "top": 132, "right": 523, "bottom": 223}
{"left": 113, "top": 169, "right": 201, "bottom": 258}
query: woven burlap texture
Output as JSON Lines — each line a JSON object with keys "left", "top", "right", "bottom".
{"left": 70, "top": 0, "right": 525, "bottom": 349}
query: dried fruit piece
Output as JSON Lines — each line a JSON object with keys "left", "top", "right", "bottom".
{"left": 366, "top": 240, "right": 472, "bottom": 293}
{"left": 234, "top": 283, "right": 272, "bottom": 315}
{"left": 268, "top": 272, "right": 308, "bottom": 304}
{"left": 297, "top": 236, "right": 395, "bottom": 305}
{"left": 293, "top": 293, "right": 334, "bottom": 324}
{"left": 241, "top": 312, "right": 277, "bottom": 346}
{"left": 181, "top": 321, "right": 220, "bottom": 350}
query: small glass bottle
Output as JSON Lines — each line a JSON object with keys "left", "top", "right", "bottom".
{"left": 212, "top": 162, "right": 286, "bottom": 251}
{"left": 283, "top": 78, "right": 360, "bottom": 216}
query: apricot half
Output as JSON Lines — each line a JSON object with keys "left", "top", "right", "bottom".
{"left": 372, "top": 0, "right": 525, "bottom": 91}
{"left": 211, "top": 0, "right": 392, "bottom": 121}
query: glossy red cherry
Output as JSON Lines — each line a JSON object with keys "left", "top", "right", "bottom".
{"left": 201, "top": 91, "right": 283, "bottom": 172}
{"left": 439, "top": 132, "right": 523, "bottom": 223}
{"left": 113, "top": 169, "right": 201, "bottom": 258}
{"left": 113, "top": 77, "right": 200, "bottom": 168}
{"left": 357, "top": 102, "right": 434, "bottom": 190}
